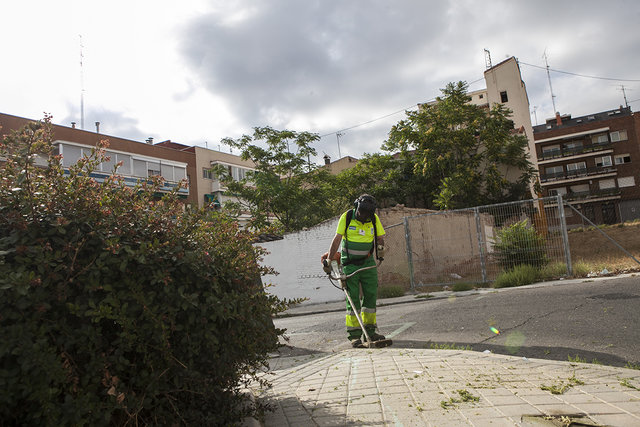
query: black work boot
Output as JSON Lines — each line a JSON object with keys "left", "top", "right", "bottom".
{"left": 350, "top": 338, "right": 364, "bottom": 348}
{"left": 369, "top": 332, "right": 386, "bottom": 342}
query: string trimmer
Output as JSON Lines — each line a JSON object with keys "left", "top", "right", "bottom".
{"left": 324, "top": 259, "right": 393, "bottom": 348}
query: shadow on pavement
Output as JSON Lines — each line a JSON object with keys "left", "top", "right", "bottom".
{"left": 391, "top": 339, "right": 637, "bottom": 368}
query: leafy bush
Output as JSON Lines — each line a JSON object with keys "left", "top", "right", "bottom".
{"left": 492, "top": 219, "right": 548, "bottom": 270}
{"left": 492, "top": 264, "right": 540, "bottom": 288}
{"left": 0, "top": 117, "right": 288, "bottom": 425}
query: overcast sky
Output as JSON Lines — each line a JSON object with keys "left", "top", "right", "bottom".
{"left": 2, "top": 1, "right": 639, "bottom": 164}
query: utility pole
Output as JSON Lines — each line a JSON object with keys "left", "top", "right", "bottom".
{"left": 543, "top": 50, "right": 557, "bottom": 114}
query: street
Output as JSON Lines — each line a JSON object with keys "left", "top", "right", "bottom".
{"left": 274, "top": 275, "right": 640, "bottom": 368}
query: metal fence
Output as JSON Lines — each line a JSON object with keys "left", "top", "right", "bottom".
{"left": 379, "top": 196, "right": 572, "bottom": 289}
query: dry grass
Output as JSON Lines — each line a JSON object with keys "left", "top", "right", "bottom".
{"left": 568, "top": 221, "right": 640, "bottom": 276}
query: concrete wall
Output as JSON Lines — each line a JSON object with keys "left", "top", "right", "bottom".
{"left": 258, "top": 217, "right": 342, "bottom": 305}
{"left": 257, "top": 206, "right": 495, "bottom": 304}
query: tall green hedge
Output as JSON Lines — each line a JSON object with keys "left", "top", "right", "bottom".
{"left": 0, "top": 117, "right": 287, "bottom": 425}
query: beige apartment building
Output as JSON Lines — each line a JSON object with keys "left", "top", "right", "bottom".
{"left": 0, "top": 113, "right": 197, "bottom": 205}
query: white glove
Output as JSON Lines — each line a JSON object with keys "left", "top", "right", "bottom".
{"left": 377, "top": 245, "right": 385, "bottom": 260}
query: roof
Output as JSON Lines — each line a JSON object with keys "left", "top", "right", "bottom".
{"left": 533, "top": 106, "right": 632, "bottom": 134}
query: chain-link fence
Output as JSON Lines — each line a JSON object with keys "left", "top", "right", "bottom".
{"left": 378, "top": 196, "right": 572, "bottom": 289}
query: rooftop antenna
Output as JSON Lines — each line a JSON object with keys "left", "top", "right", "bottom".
{"left": 543, "top": 50, "right": 557, "bottom": 113}
{"left": 619, "top": 85, "right": 629, "bottom": 108}
{"left": 336, "top": 132, "right": 343, "bottom": 159}
{"left": 484, "top": 49, "right": 492, "bottom": 70}
{"left": 79, "top": 35, "right": 85, "bottom": 129}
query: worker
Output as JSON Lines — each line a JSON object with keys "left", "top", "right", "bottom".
{"left": 321, "top": 194, "right": 388, "bottom": 348}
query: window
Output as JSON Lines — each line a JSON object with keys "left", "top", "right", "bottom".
{"left": 61, "top": 145, "right": 83, "bottom": 167}
{"left": 161, "top": 163, "right": 174, "bottom": 181}
{"left": 100, "top": 150, "right": 116, "bottom": 172}
{"left": 614, "top": 154, "right": 631, "bottom": 165}
{"left": 599, "top": 179, "right": 616, "bottom": 189}
{"left": 545, "top": 165, "right": 563, "bottom": 175}
{"left": 610, "top": 130, "right": 628, "bottom": 142}
{"left": 548, "top": 187, "right": 566, "bottom": 196}
{"left": 563, "top": 141, "right": 583, "bottom": 151}
{"left": 147, "top": 161, "right": 161, "bottom": 177}
{"left": 542, "top": 145, "right": 561, "bottom": 158}
{"left": 203, "top": 167, "right": 213, "bottom": 179}
{"left": 595, "top": 156, "right": 612, "bottom": 167}
{"left": 569, "top": 184, "right": 589, "bottom": 193}
{"left": 591, "top": 133, "right": 608, "bottom": 144}
{"left": 133, "top": 159, "right": 146, "bottom": 177}
{"left": 500, "top": 91, "right": 508, "bottom": 103}
{"left": 116, "top": 154, "right": 131, "bottom": 175}
{"left": 174, "top": 167, "right": 186, "bottom": 181}
{"left": 618, "top": 176, "right": 636, "bottom": 188}
{"left": 479, "top": 94, "right": 484, "bottom": 99}
{"left": 566, "top": 162, "right": 586, "bottom": 171}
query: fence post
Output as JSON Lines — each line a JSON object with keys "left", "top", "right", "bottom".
{"left": 403, "top": 217, "right": 415, "bottom": 290}
{"left": 556, "top": 194, "right": 573, "bottom": 276}
{"left": 474, "top": 207, "right": 488, "bottom": 283}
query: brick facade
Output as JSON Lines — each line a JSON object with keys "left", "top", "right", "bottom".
{"left": 533, "top": 107, "right": 640, "bottom": 226}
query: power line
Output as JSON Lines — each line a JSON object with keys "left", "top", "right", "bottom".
{"left": 320, "top": 103, "right": 419, "bottom": 138}
{"left": 320, "top": 76, "right": 485, "bottom": 139}
{"left": 520, "top": 61, "right": 640, "bottom": 82}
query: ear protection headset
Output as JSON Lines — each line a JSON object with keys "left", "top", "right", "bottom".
{"left": 354, "top": 194, "right": 377, "bottom": 216}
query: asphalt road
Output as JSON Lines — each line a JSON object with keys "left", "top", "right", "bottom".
{"left": 273, "top": 275, "right": 640, "bottom": 368}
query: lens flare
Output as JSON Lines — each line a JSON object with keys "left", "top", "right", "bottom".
{"left": 490, "top": 327, "right": 500, "bottom": 335}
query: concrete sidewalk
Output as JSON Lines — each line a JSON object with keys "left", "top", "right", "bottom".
{"left": 250, "top": 349, "right": 640, "bottom": 426}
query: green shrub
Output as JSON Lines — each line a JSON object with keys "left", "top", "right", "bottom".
{"left": 493, "top": 264, "right": 540, "bottom": 288}
{"left": 539, "top": 262, "right": 569, "bottom": 280}
{"left": 451, "top": 282, "right": 475, "bottom": 292}
{"left": 378, "top": 285, "right": 405, "bottom": 299}
{"left": 493, "top": 219, "right": 548, "bottom": 270}
{"left": 0, "top": 117, "right": 289, "bottom": 425}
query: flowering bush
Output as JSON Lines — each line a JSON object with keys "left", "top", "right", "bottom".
{"left": 0, "top": 116, "right": 287, "bottom": 425}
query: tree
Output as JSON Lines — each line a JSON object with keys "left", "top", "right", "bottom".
{"left": 384, "top": 81, "right": 536, "bottom": 210}
{"left": 333, "top": 152, "right": 434, "bottom": 209}
{"left": 219, "top": 126, "right": 340, "bottom": 232}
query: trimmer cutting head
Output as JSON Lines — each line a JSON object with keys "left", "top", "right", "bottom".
{"left": 362, "top": 338, "right": 393, "bottom": 348}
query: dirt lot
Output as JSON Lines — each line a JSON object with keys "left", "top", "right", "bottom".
{"left": 568, "top": 222, "right": 640, "bottom": 267}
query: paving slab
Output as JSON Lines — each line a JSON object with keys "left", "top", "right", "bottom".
{"left": 249, "top": 348, "right": 640, "bottom": 426}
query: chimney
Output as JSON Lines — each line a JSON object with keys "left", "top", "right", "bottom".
{"left": 323, "top": 154, "right": 331, "bottom": 165}
{"left": 555, "top": 112, "right": 562, "bottom": 126}
{"left": 146, "top": 137, "right": 154, "bottom": 145}
{"left": 95, "top": 121, "right": 100, "bottom": 133}
{"left": 71, "top": 122, "right": 76, "bottom": 129}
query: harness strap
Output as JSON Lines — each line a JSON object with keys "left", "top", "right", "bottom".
{"left": 343, "top": 209, "right": 378, "bottom": 266}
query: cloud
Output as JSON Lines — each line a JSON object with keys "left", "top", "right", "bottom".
{"left": 59, "top": 105, "right": 150, "bottom": 142}
{"left": 179, "top": 0, "right": 449, "bottom": 131}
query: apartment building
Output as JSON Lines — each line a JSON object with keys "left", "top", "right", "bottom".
{"left": 533, "top": 107, "right": 640, "bottom": 226}
{"left": 0, "top": 113, "right": 197, "bottom": 205}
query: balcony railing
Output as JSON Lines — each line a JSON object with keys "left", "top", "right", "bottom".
{"left": 540, "top": 166, "right": 616, "bottom": 183}
{"left": 539, "top": 141, "right": 612, "bottom": 161}
{"left": 563, "top": 188, "right": 621, "bottom": 201}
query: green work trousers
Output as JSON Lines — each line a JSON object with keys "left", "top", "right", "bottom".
{"left": 343, "top": 259, "right": 378, "bottom": 340}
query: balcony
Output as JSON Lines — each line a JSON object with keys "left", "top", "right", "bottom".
{"left": 540, "top": 166, "right": 616, "bottom": 183}
{"left": 539, "top": 142, "right": 612, "bottom": 161}
{"left": 563, "top": 188, "right": 621, "bottom": 202}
